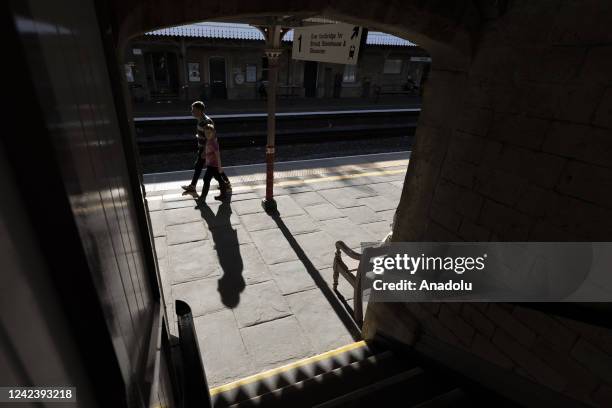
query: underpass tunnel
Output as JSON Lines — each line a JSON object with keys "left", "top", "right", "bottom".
{"left": 3, "top": 0, "right": 612, "bottom": 407}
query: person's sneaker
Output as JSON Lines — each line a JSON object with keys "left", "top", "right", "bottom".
{"left": 214, "top": 193, "right": 227, "bottom": 201}
{"left": 181, "top": 184, "right": 196, "bottom": 192}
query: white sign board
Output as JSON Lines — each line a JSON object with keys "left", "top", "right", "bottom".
{"left": 410, "top": 56, "right": 432, "bottom": 62}
{"left": 292, "top": 23, "right": 364, "bottom": 65}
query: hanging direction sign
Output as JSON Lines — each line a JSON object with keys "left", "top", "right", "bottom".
{"left": 292, "top": 23, "right": 364, "bottom": 65}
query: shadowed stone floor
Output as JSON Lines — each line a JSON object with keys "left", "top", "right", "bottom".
{"left": 144, "top": 152, "right": 408, "bottom": 387}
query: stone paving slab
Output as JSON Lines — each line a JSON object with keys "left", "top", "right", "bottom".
{"left": 164, "top": 198, "right": 197, "bottom": 210}
{"left": 195, "top": 310, "right": 255, "bottom": 384}
{"left": 318, "top": 188, "right": 361, "bottom": 208}
{"left": 341, "top": 206, "right": 384, "bottom": 225}
{"left": 230, "top": 192, "right": 260, "bottom": 202}
{"left": 291, "top": 191, "right": 327, "bottom": 207}
{"left": 173, "top": 278, "right": 227, "bottom": 317}
{"left": 268, "top": 260, "right": 318, "bottom": 295}
{"left": 232, "top": 198, "right": 265, "bottom": 216}
{"left": 368, "top": 182, "right": 403, "bottom": 200}
{"left": 168, "top": 240, "right": 220, "bottom": 284}
{"left": 294, "top": 231, "right": 337, "bottom": 269}
{"left": 236, "top": 244, "right": 272, "bottom": 285}
{"left": 275, "top": 195, "right": 306, "bottom": 217}
{"left": 362, "top": 220, "right": 393, "bottom": 237}
{"left": 147, "top": 199, "right": 163, "bottom": 211}
{"left": 240, "top": 212, "right": 279, "bottom": 232}
{"left": 358, "top": 195, "right": 398, "bottom": 212}
{"left": 250, "top": 228, "right": 300, "bottom": 265}
{"left": 154, "top": 237, "right": 167, "bottom": 259}
{"left": 166, "top": 221, "right": 208, "bottom": 245}
{"left": 145, "top": 153, "right": 407, "bottom": 388}
{"left": 319, "top": 218, "right": 376, "bottom": 249}
{"left": 240, "top": 316, "right": 314, "bottom": 371}
{"left": 280, "top": 184, "right": 314, "bottom": 194}
{"left": 304, "top": 203, "right": 346, "bottom": 221}
{"left": 286, "top": 288, "right": 355, "bottom": 353}
{"left": 208, "top": 224, "right": 252, "bottom": 248}
{"left": 233, "top": 280, "right": 291, "bottom": 328}
{"left": 150, "top": 211, "right": 166, "bottom": 237}
{"left": 165, "top": 206, "right": 202, "bottom": 226}
{"left": 281, "top": 214, "right": 321, "bottom": 236}
{"left": 198, "top": 203, "right": 241, "bottom": 228}
{"left": 378, "top": 209, "right": 397, "bottom": 223}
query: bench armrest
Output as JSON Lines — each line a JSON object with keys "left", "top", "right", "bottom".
{"left": 335, "top": 241, "right": 361, "bottom": 260}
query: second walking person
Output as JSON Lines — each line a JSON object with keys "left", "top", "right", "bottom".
{"left": 199, "top": 123, "right": 228, "bottom": 201}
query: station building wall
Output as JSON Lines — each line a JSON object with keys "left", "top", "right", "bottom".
{"left": 124, "top": 36, "right": 429, "bottom": 102}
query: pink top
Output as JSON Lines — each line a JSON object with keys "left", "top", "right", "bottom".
{"left": 205, "top": 137, "right": 220, "bottom": 167}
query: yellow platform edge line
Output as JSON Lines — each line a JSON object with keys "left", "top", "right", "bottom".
{"left": 148, "top": 168, "right": 406, "bottom": 201}
{"left": 209, "top": 340, "right": 367, "bottom": 396}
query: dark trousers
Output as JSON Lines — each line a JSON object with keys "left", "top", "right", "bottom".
{"left": 201, "top": 166, "right": 226, "bottom": 198}
{"left": 191, "top": 147, "right": 231, "bottom": 187}
{"left": 190, "top": 147, "right": 205, "bottom": 186}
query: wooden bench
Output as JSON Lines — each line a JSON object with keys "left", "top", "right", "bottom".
{"left": 333, "top": 241, "right": 365, "bottom": 327}
{"left": 373, "top": 84, "right": 419, "bottom": 102}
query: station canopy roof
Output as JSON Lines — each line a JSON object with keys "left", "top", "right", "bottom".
{"left": 144, "top": 21, "right": 417, "bottom": 47}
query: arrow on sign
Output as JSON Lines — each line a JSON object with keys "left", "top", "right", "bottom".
{"left": 351, "top": 26, "right": 359, "bottom": 39}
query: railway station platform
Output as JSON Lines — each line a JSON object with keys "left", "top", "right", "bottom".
{"left": 144, "top": 151, "right": 409, "bottom": 388}
{"left": 132, "top": 95, "right": 421, "bottom": 117}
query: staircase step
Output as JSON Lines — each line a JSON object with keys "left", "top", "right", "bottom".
{"left": 313, "top": 368, "right": 425, "bottom": 408}
{"left": 327, "top": 366, "right": 460, "bottom": 408}
{"left": 227, "top": 351, "right": 418, "bottom": 408}
{"left": 211, "top": 341, "right": 377, "bottom": 407}
{"left": 412, "top": 388, "right": 468, "bottom": 408}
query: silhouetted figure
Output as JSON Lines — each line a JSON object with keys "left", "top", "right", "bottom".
{"left": 198, "top": 198, "right": 245, "bottom": 308}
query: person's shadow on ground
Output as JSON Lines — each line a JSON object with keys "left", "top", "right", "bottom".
{"left": 197, "top": 194, "right": 245, "bottom": 308}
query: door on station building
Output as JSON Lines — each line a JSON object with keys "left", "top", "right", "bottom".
{"left": 146, "top": 51, "right": 179, "bottom": 99}
{"left": 324, "top": 67, "right": 333, "bottom": 98}
{"left": 209, "top": 57, "right": 227, "bottom": 99}
{"left": 304, "top": 61, "right": 318, "bottom": 97}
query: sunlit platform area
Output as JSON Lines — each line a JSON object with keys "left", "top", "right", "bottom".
{"left": 144, "top": 152, "right": 408, "bottom": 387}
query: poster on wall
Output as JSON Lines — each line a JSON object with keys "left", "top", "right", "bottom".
{"left": 188, "top": 63, "right": 201, "bottom": 82}
{"left": 124, "top": 64, "right": 134, "bottom": 82}
{"left": 246, "top": 64, "right": 257, "bottom": 82}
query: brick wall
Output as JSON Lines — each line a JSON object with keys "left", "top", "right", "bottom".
{"left": 387, "top": 2, "right": 612, "bottom": 406}
{"left": 400, "top": 302, "right": 612, "bottom": 406}
{"left": 394, "top": 1, "right": 612, "bottom": 242}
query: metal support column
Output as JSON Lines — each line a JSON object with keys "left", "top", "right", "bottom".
{"left": 261, "top": 24, "right": 283, "bottom": 213}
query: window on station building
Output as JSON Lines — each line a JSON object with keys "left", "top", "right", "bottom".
{"left": 262, "top": 57, "right": 269, "bottom": 81}
{"left": 343, "top": 65, "right": 357, "bottom": 83}
{"left": 383, "top": 59, "right": 403, "bottom": 74}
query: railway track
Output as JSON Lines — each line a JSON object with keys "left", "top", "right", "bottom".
{"left": 134, "top": 108, "right": 420, "bottom": 152}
